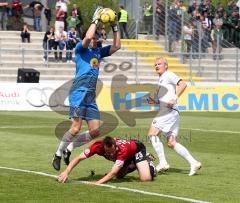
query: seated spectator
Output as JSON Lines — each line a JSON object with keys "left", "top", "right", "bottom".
{"left": 20, "top": 23, "right": 30, "bottom": 43}
{"left": 43, "top": 26, "right": 55, "bottom": 62}
{"left": 54, "top": 26, "right": 67, "bottom": 62}
{"left": 66, "top": 26, "right": 78, "bottom": 63}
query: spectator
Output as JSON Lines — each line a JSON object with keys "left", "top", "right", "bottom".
{"left": 192, "top": 19, "right": 201, "bottom": 59}
{"left": 25, "top": 0, "right": 44, "bottom": 31}
{"left": 11, "top": 0, "right": 22, "bottom": 17}
{"left": 44, "top": 6, "right": 52, "bottom": 26}
{"left": 66, "top": 15, "right": 79, "bottom": 30}
{"left": 66, "top": 26, "right": 77, "bottom": 63}
{"left": 213, "top": 13, "right": 223, "bottom": 27}
{"left": 226, "top": 0, "right": 234, "bottom": 17}
{"left": 118, "top": 5, "right": 129, "bottom": 39}
{"left": 70, "top": 3, "right": 83, "bottom": 38}
{"left": 188, "top": 0, "right": 197, "bottom": 16}
{"left": 55, "top": 4, "right": 65, "bottom": 33}
{"left": 198, "top": 0, "right": 208, "bottom": 15}
{"left": 211, "top": 24, "right": 223, "bottom": 60}
{"left": 0, "top": 1, "right": 8, "bottom": 30}
{"left": 200, "top": 13, "right": 211, "bottom": 54}
{"left": 54, "top": 26, "right": 67, "bottom": 62}
{"left": 183, "top": 21, "right": 193, "bottom": 58}
{"left": 216, "top": 3, "right": 225, "bottom": 18}
{"left": 168, "top": 2, "right": 178, "bottom": 52}
{"left": 235, "top": 18, "right": 240, "bottom": 48}
{"left": 20, "top": 23, "right": 30, "bottom": 43}
{"left": 56, "top": 0, "right": 69, "bottom": 31}
{"left": 155, "top": 0, "right": 165, "bottom": 40}
{"left": 229, "top": 10, "right": 239, "bottom": 44}
{"left": 143, "top": 1, "right": 153, "bottom": 34}
{"left": 42, "top": 26, "right": 55, "bottom": 62}
{"left": 206, "top": 0, "right": 216, "bottom": 24}
{"left": 222, "top": 11, "right": 231, "bottom": 43}
{"left": 10, "top": 0, "right": 23, "bottom": 30}
{"left": 176, "top": 0, "right": 186, "bottom": 41}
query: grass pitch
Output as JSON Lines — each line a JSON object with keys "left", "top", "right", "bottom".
{"left": 0, "top": 111, "right": 240, "bottom": 203}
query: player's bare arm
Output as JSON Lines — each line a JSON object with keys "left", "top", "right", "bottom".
{"left": 176, "top": 80, "right": 187, "bottom": 98}
{"left": 109, "top": 22, "right": 121, "bottom": 55}
{"left": 58, "top": 153, "right": 87, "bottom": 183}
{"left": 82, "top": 7, "right": 103, "bottom": 48}
{"left": 82, "top": 23, "right": 98, "bottom": 48}
{"left": 95, "top": 164, "right": 121, "bottom": 184}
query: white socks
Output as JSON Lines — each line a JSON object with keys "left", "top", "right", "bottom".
{"left": 173, "top": 143, "right": 197, "bottom": 166}
{"left": 67, "top": 131, "right": 92, "bottom": 152}
{"left": 150, "top": 136, "right": 168, "bottom": 165}
{"left": 55, "top": 131, "right": 74, "bottom": 156}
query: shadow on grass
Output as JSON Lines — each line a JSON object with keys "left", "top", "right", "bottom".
{"left": 167, "top": 167, "right": 188, "bottom": 174}
{"left": 73, "top": 174, "right": 139, "bottom": 183}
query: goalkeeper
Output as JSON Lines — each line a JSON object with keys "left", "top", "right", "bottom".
{"left": 52, "top": 7, "right": 121, "bottom": 171}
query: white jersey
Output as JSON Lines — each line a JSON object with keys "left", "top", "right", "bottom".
{"left": 152, "top": 71, "right": 181, "bottom": 136}
{"left": 157, "top": 71, "right": 181, "bottom": 114}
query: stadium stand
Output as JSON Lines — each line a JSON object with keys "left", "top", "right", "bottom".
{"left": 0, "top": 30, "right": 239, "bottom": 83}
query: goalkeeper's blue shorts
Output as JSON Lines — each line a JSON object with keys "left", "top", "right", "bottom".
{"left": 69, "top": 89, "right": 100, "bottom": 121}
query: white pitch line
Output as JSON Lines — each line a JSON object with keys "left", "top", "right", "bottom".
{"left": 182, "top": 128, "right": 240, "bottom": 134}
{"left": 0, "top": 166, "right": 211, "bottom": 203}
{"left": 1, "top": 125, "right": 240, "bottom": 135}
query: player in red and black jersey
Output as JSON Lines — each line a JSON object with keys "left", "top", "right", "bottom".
{"left": 58, "top": 136, "right": 156, "bottom": 184}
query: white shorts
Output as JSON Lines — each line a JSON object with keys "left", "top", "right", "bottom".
{"left": 151, "top": 110, "right": 180, "bottom": 137}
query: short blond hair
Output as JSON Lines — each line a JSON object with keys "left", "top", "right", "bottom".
{"left": 155, "top": 57, "right": 168, "bottom": 69}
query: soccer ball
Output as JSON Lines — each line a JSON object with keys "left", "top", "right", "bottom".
{"left": 100, "top": 8, "right": 116, "bottom": 24}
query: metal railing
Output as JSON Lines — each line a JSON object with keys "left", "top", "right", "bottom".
{"left": 0, "top": 45, "right": 239, "bottom": 83}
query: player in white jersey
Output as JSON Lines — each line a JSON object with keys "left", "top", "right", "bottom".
{"left": 147, "top": 57, "right": 201, "bottom": 176}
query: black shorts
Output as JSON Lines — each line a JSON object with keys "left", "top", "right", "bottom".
{"left": 116, "top": 141, "right": 147, "bottom": 179}
{"left": 134, "top": 140, "right": 147, "bottom": 164}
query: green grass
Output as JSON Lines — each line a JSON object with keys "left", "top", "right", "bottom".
{"left": 0, "top": 111, "right": 240, "bottom": 202}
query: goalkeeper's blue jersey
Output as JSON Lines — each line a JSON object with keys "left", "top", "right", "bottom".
{"left": 69, "top": 41, "right": 111, "bottom": 108}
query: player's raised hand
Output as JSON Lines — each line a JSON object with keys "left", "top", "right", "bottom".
{"left": 58, "top": 171, "right": 69, "bottom": 183}
{"left": 110, "top": 12, "right": 119, "bottom": 32}
{"left": 92, "top": 6, "right": 103, "bottom": 24}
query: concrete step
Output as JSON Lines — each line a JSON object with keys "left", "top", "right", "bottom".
{"left": 0, "top": 42, "right": 41, "bottom": 49}
{"left": 0, "top": 36, "right": 43, "bottom": 43}
{"left": 0, "top": 31, "right": 44, "bottom": 38}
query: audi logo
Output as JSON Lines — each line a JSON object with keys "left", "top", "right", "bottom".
{"left": 26, "top": 87, "right": 69, "bottom": 107}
